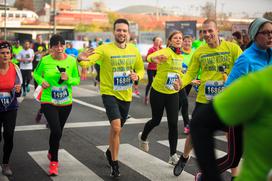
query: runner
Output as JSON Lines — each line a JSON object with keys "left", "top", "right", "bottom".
{"left": 11, "top": 40, "right": 23, "bottom": 66}
{"left": 192, "top": 30, "right": 205, "bottom": 50}
{"left": 138, "top": 31, "right": 183, "bottom": 165}
{"left": 179, "top": 35, "right": 194, "bottom": 134}
{"left": 144, "top": 36, "right": 163, "bottom": 105}
{"left": 17, "top": 40, "right": 34, "bottom": 96}
{"left": 190, "top": 65, "right": 272, "bottom": 181}
{"left": 77, "top": 19, "right": 145, "bottom": 177}
{"left": 32, "top": 34, "right": 48, "bottom": 123}
{"left": 33, "top": 34, "right": 80, "bottom": 176}
{"left": 0, "top": 41, "right": 22, "bottom": 176}
{"left": 193, "top": 17, "right": 272, "bottom": 181}
{"left": 173, "top": 19, "right": 242, "bottom": 176}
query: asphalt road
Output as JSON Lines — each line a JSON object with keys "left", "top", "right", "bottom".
{"left": 0, "top": 79, "right": 232, "bottom": 181}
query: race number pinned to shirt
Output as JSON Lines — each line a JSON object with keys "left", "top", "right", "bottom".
{"left": 51, "top": 86, "right": 69, "bottom": 105}
{"left": 0, "top": 92, "right": 11, "bottom": 108}
{"left": 166, "top": 73, "right": 179, "bottom": 90}
{"left": 113, "top": 71, "right": 133, "bottom": 91}
{"left": 205, "top": 80, "right": 224, "bottom": 100}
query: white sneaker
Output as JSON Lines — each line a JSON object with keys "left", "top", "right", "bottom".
{"left": 168, "top": 153, "right": 180, "bottom": 165}
{"left": 138, "top": 132, "right": 149, "bottom": 152}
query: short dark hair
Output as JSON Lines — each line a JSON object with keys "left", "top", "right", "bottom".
{"left": 23, "top": 39, "right": 31, "bottom": 44}
{"left": 0, "top": 41, "right": 12, "bottom": 54}
{"left": 50, "top": 34, "right": 65, "bottom": 47}
{"left": 232, "top": 31, "right": 242, "bottom": 40}
{"left": 203, "top": 19, "right": 217, "bottom": 27}
{"left": 113, "top": 18, "right": 129, "bottom": 30}
{"left": 152, "top": 36, "right": 161, "bottom": 42}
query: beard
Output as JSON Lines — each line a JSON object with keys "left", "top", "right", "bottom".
{"left": 115, "top": 36, "right": 126, "bottom": 44}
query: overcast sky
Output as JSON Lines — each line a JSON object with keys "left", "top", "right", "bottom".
{"left": 5, "top": 0, "right": 271, "bottom": 18}
{"left": 82, "top": 0, "right": 271, "bottom": 17}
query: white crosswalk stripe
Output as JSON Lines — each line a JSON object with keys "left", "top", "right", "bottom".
{"left": 158, "top": 137, "right": 226, "bottom": 159}
{"left": 28, "top": 149, "right": 103, "bottom": 181}
{"left": 97, "top": 144, "right": 194, "bottom": 180}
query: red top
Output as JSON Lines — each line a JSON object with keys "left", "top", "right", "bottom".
{"left": 0, "top": 63, "right": 16, "bottom": 92}
{"left": 146, "top": 46, "right": 161, "bottom": 70}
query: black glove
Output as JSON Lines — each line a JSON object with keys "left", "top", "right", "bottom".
{"left": 57, "top": 66, "right": 66, "bottom": 84}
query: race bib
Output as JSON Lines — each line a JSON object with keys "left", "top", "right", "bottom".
{"left": 36, "top": 54, "right": 42, "bottom": 61}
{"left": 51, "top": 86, "right": 69, "bottom": 105}
{"left": 0, "top": 92, "right": 11, "bottom": 108}
{"left": 166, "top": 73, "right": 179, "bottom": 90}
{"left": 113, "top": 71, "right": 133, "bottom": 91}
{"left": 205, "top": 81, "right": 224, "bottom": 100}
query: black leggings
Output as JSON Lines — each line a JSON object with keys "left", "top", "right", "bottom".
{"left": 42, "top": 104, "right": 72, "bottom": 162}
{"left": 178, "top": 89, "right": 190, "bottom": 127}
{"left": 94, "top": 63, "right": 100, "bottom": 82}
{"left": 0, "top": 110, "right": 17, "bottom": 164}
{"left": 141, "top": 88, "right": 179, "bottom": 155}
{"left": 145, "top": 70, "right": 157, "bottom": 97}
{"left": 21, "top": 69, "right": 32, "bottom": 92}
{"left": 190, "top": 102, "right": 243, "bottom": 181}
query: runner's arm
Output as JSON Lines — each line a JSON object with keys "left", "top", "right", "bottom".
{"left": 66, "top": 60, "right": 80, "bottom": 86}
{"left": 181, "top": 53, "right": 201, "bottom": 89}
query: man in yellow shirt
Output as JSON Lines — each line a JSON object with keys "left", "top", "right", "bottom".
{"left": 77, "top": 18, "right": 145, "bottom": 177}
{"left": 173, "top": 19, "right": 242, "bottom": 178}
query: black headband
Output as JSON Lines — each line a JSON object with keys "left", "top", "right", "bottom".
{"left": 0, "top": 42, "right": 12, "bottom": 51}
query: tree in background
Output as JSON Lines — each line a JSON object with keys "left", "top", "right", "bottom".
{"left": 200, "top": 2, "right": 216, "bottom": 19}
{"left": 263, "top": 12, "right": 272, "bottom": 21}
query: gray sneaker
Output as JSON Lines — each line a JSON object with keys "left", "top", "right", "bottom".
{"left": 138, "top": 132, "right": 149, "bottom": 152}
{"left": 2, "top": 164, "right": 13, "bottom": 176}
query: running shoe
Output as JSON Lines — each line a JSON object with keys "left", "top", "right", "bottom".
{"left": 183, "top": 125, "right": 190, "bottom": 134}
{"left": 26, "top": 85, "right": 30, "bottom": 92}
{"left": 173, "top": 155, "right": 189, "bottom": 176}
{"left": 48, "top": 161, "right": 58, "bottom": 176}
{"left": 138, "top": 132, "right": 149, "bottom": 152}
{"left": 104, "top": 148, "right": 113, "bottom": 167}
{"left": 1, "top": 164, "right": 13, "bottom": 176}
{"left": 110, "top": 161, "right": 120, "bottom": 177}
{"left": 195, "top": 172, "right": 203, "bottom": 181}
{"left": 22, "top": 91, "right": 26, "bottom": 96}
{"left": 168, "top": 153, "right": 180, "bottom": 165}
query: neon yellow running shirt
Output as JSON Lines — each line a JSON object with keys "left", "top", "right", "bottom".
{"left": 147, "top": 47, "right": 183, "bottom": 94}
{"left": 79, "top": 42, "right": 145, "bottom": 101}
{"left": 181, "top": 40, "right": 242, "bottom": 103}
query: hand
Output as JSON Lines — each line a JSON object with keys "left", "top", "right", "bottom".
{"left": 78, "top": 48, "right": 95, "bottom": 61}
{"left": 81, "top": 68, "right": 87, "bottom": 80}
{"left": 152, "top": 54, "right": 167, "bottom": 64}
{"left": 42, "top": 81, "right": 50, "bottom": 89}
{"left": 15, "top": 84, "right": 21, "bottom": 93}
{"left": 173, "top": 75, "right": 182, "bottom": 91}
{"left": 60, "top": 72, "right": 68, "bottom": 81}
{"left": 130, "top": 71, "right": 138, "bottom": 81}
{"left": 191, "top": 79, "right": 201, "bottom": 86}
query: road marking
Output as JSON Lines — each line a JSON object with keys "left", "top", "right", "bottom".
{"left": 28, "top": 149, "right": 103, "bottom": 181}
{"left": 15, "top": 116, "right": 187, "bottom": 132}
{"left": 158, "top": 138, "right": 226, "bottom": 158}
{"left": 97, "top": 144, "right": 194, "bottom": 180}
{"left": 72, "top": 98, "right": 105, "bottom": 112}
{"left": 72, "top": 86, "right": 99, "bottom": 97}
{"left": 215, "top": 135, "right": 227, "bottom": 142}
